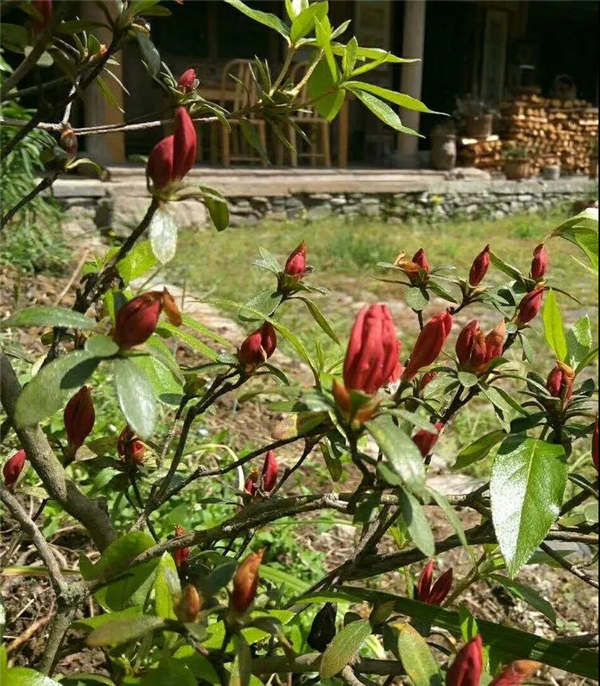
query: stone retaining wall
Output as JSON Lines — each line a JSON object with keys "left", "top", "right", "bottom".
{"left": 53, "top": 175, "right": 598, "bottom": 235}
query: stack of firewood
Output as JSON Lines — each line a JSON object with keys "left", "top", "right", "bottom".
{"left": 459, "top": 137, "right": 503, "bottom": 171}
{"left": 499, "top": 94, "right": 598, "bottom": 175}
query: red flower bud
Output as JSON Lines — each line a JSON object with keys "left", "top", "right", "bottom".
{"left": 343, "top": 304, "right": 398, "bottom": 394}
{"left": 238, "top": 322, "right": 277, "bottom": 371}
{"left": 593, "top": 415, "right": 598, "bottom": 472}
{"left": 402, "top": 311, "right": 453, "bottom": 381}
{"left": 261, "top": 450, "right": 279, "bottom": 492}
{"left": 32, "top": 0, "right": 52, "bottom": 34}
{"left": 147, "top": 107, "right": 197, "bottom": 191}
{"left": 469, "top": 245, "right": 490, "bottom": 287}
{"left": 64, "top": 386, "right": 95, "bottom": 456}
{"left": 490, "top": 661, "right": 540, "bottom": 686}
{"left": 387, "top": 340, "right": 404, "bottom": 384}
{"left": 546, "top": 362, "right": 574, "bottom": 404}
{"left": 284, "top": 241, "right": 307, "bottom": 281}
{"left": 244, "top": 468, "right": 260, "bottom": 496}
{"left": 516, "top": 288, "right": 545, "bottom": 326}
{"left": 118, "top": 426, "right": 146, "bottom": 465}
{"left": 173, "top": 524, "right": 190, "bottom": 570}
{"left": 3, "top": 450, "right": 26, "bottom": 490}
{"left": 178, "top": 68, "right": 198, "bottom": 93}
{"left": 113, "top": 292, "right": 163, "bottom": 348}
{"left": 230, "top": 548, "right": 265, "bottom": 614}
{"left": 485, "top": 321, "right": 506, "bottom": 363}
{"left": 177, "top": 584, "right": 202, "bottom": 623}
{"left": 447, "top": 634, "right": 484, "bottom": 686}
{"left": 416, "top": 560, "right": 453, "bottom": 605}
{"left": 419, "top": 371, "right": 437, "bottom": 392}
{"left": 412, "top": 248, "right": 430, "bottom": 274}
{"left": 530, "top": 244, "right": 549, "bottom": 280}
{"left": 393, "top": 252, "right": 423, "bottom": 283}
{"left": 412, "top": 422, "right": 444, "bottom": 458}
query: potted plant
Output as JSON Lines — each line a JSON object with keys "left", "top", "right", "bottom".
{"left": 455, "top": 96, "right": 495, "bottom": 138}
{"left": 589, "top": 140, "right": 598, "bottom": 180}
{"left": 503, "top": 146, "right": 532, "bottom": 180}
{"left": 430, "top": 121, "right": 457, "bottom": 171}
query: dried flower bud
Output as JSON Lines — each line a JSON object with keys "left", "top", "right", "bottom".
{"left": 416, "top": 560, "right": 453, "bottom": 605}
{"left": 162, "top": 288, "right": 182, "bottom": 326}
{"left": 113, "top": 292, "right": 164, "bottom": 348}
{"left": 412, "top": 422, "right": 444, "bottom": 458}
{"left": 64, "top": 386, "right": 95, "bottom": 456}
{"left": 117, "top": 426, "right": 146, "bottom": 465}
{"left": 469, "top": 245, "right": 490, "bottom": 287}
{"left": 3, "top": 450, "right": 26, "bottom": 490}
{"left": 402, "top": 311, "right": 453, "bottom": 381}
{"left": 244, "top": 468, "right": 260, "bottom": 496}
{"left": 307, "top": 602, "right": 337, "bottom": 651}
{"left": 173, "top": 525, "right": 190, "bottom": 571}
{"left": 546, "top": 362, "right": 575, "bottom": 405}
{"left": 344, "top": 304, "right": 398, "bottom": 394}
{"left": 447, "top": 634, "right": 484, "bottom": 686}
{"left": 147, "top": 107, "right": 197, "bottom": 191}
{"left": 530, "top": 244, "right": 549, "bottom": 280}
{"left": 284, "top": 241, "right": 307, "bottom": 281}
{"left": 490, "top": 661, "right": 540, "bottom": 685}
{"left": 59, "top": 125, "right": 78, "bottom": 157}
{"left": 177, "top": 584, "right": 202, "bottom": 623}
{"left": 516, "top": 287, "right": 545, "bottom": 326}
{"left": 230, "top": 548, "right": 265, "bottom": 614}
{"left": 178, "top": 68, "right": 198, "bottom": 93}
{"left": 238, "top": 322, "right": 277, "bottom": 371}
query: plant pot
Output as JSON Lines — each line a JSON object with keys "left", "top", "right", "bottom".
{"left": 504, "top": 158, "right": 531, "bottom": 180}
{"left": 430, "top": 133, "right": 457, "bottom": 171}
{"left": 590, "top": 156, "right": 598, "bottom": 180}
{"left": 542, "top": 165, "right": 560, "bottom": 181}
{"left": 466, "top": 114, "right": 493, "bottom": 139}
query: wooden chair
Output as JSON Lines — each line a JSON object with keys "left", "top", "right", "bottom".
{"left": 286, "top": 61, "right": 331, "bottom": 167}
{"left": 220, "top": 59, "right": 267, "bottom": 167}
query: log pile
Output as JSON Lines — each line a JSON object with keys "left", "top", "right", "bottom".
{"left": 499, "top": 94, "right": 598, "bottom": 176}
{"left": 459, "top": 136, "right": 503, "bottom": 172}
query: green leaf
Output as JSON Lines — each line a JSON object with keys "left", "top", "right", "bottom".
{"left": 14, "top": 351, "right": 99, "bottom": 427}
{"left": 230, "top": 635, "right": 252, "bottom": 686}
{"left": 74, "top": 607, "right": 142, "bottom": 631}
{"left": 344, "top": 81, "right": 443, "bottom": 115}
{"left": 224, "top": 0, "right": 290, "bottom": 39}
{"left": 366, "top": 415, "right": 426, "bottom": 492}
{"left": 290, "top": 1, "right": 327, "bottom": 43}
{"left": 294, "top": 296, "right": 340, "bottom": 344}
{"left": 85, "top": 336, "right": 119, "bottom": 359}
{"left": 428, "top": 488, "right": 468, "bottom": 548}
{"left": 314, "top": 17, "right": 337, "bottom": 80}
{"left": 453, "top": 430, "right": 505, "bottom": 470}
{"left": 489, "top": 574, "right": 556, "bottom": 624}
{"left": 141, "top": 658, "right": 197, "bottom": 686}
{"left": 396, "top": 624, "right": 443, "bottom": 686}
{"left": 566, "top": 315, "right": 592, "bottom": 369}
{"left": 320, "top": 619, "right": 371, "bottom": 679}
{"left": 343, "top": 36, "right": 358, "bottom": 76}
{"left": 96, "top": 76, "right": 124, "bottom": 113}
{"left": 117, "top": 240, "right": 158, "bottom": 285}
{"left": 87, "top": 615, "right": 166, "bottom": 647}
{"left": 203, "top": 194, "right": 229, "bottom": 232}
{"left": 405, "top": 287, "right": 429, "bottom": 311}
{"left": 113, "top": 357, "right": 158, "bottom": 440}
{"left": 149, "top": 208, "right": 178, "bottom": 264}
{"left": 458, "top": 371, "right": 478, "bottom": 388}
{"left": 133, "top": 352, "right": 183, "bottom": 406}
{"left": 550, "top": 207, "right": 598, "bottom": 273}
{"left": 260, "top": 564, "right": 309, "bottom": 594}
{"left": 5, "top": 668, "right": 62, "bottom": 686}
{"left": 80, "top": 532, "right": 160, "bottom": 611}
{"left": 399, "top": 489, "right": 435, "bottom": 557}
{"left": 385, "top": 410, "right": 438, "bottom": 434}
{"left": 542, "top": 289, "right": 567, "bottom": 362}
{"left": 239, "top": 289, "right": 283, "bottom": 322}
{"left": 351, "top": 89, "right": 422, "bottom": 137}
{"left": 2, "top": 306, "right": 97, "bottom": 330}
{"left": 490, "top": 436, "right": 568, "bottom": 577}
{"left": 136, "top": 31, "right": 161, "bottom": 76}
{"left": 239, "top": 120, "right": 269, "bottom": 165}
{"left": 172, "top": 646, "right": 220, "bottom": 684}
{"left": 489, "top": 251, "right": 524, "bottom": 282}
{"left": 181, "top": 313, "right": 232, "bottom": 349}
{"left": 575, "top": 346, "right": 598, "bottom": 375}
{"left": 154, "top": 553, "right": 180, "bottom": 619}
{"left": 308, "top": 60, "right": 345, "bottom": 122}
{"left": 160, "top": 321, "right": 218, "bottom": 362}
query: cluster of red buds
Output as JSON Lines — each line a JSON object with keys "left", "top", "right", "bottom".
{"left": 469, "top": 245, "right": 491, "bottom": 287}
{"left": 173, "top": 524, "right": 190, "bottom": 571}
{"left": 146, "top": 107, "right": 197, "bottom": 195}
{"left": 416, "top": 559, "right": 452, "bottom": 605}
{"left": 455, "top": 320, "right": 506, "bottom": 375}
{"left": 412, "top": 422, "right": 445, "bottom": 459}
{"left": 177, "top": 68, "right": 199, "bottom": 93}
{"left": 113, "top": 289, "right": 181, "bottom": 349}
{"left": 530, "top": 243, "right": 549, "bottom": 281}
{"left": 394, "top": 248, "right": 430, "bottom": 285}
{"left": 229, "top": 548, "right": 265, "bottom": 615}
{"left": 32, "top": 0, "right": 52, "bottom": 34}
{"left": 117, "top": 426, "right": 146, "bottom": 466}
{"left": 3, "top": 450, "right": 26, "bottom": 490}
{"left": 402, "top": 311, "right": 453, "bottom": 381}
{"left": 546, "top": 361, "right": 575, "bottom": 407}
{"left": 238, "top": 322, "right": 277, "bottom": 373}
{"left": 244, "top": 450, "right": 279, "bottom": 497}
{"left": 64, "top": 386, "right": 95, "bottom": 458}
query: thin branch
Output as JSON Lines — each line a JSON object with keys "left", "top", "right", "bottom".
{"left": 540, "top": 542, "right": 599, "bottom": 590}
{"left": 1, "top": 172, "right": 58, "bottom": 232}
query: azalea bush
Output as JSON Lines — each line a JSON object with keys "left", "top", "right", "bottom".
{"left": 1, "top": 2, "right": 599, "bottom": 686}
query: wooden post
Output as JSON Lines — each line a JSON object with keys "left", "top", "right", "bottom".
{"left": 80, "top": 0, "right": 125, "bottom": 165}
{"left": 397, "top": 0, "right": 426, "bottom": 165}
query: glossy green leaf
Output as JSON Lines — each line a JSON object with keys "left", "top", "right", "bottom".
{"left": 320, "top": 619, "right": 371, "bottom": 679}
{"left": 405, "top": 287, "right": 429, "bottom": 311}
{"left": 172, "top": 646, "right": 220, "bottom": 685}
{"left": 113, "top": 357, "right": 158, "bottom": 440}
{"left": 428, "top": 488, "right": 468, "bottom": 548}
{"left": 141, "top": 658, "right": 197, "bottom": 686}
{"left": 117, "top": 240, "right": 158, "bottom": 285}
{"left": 550, "top": 207, "right": 598, "bottom": 273}
{"left": 14, "top": 351, "right": 99, "bottom": 427}
{"left": 343, "top": 36, "right": 358, "bottom": 76}
{"left": 74, "top": 607, "right": 142, "bottom": 631}
{"left": 160, "top": 321, "right": 219, "bottom": 362}
{"left": 566, "top": 315, "right": 592, "bottom": 369}
{"left": 396, "top": 624, "right": 443, "bottom": 686}
{"left": 542, "top": 289, "right": 567, "bottom": 362}
{"left": 224, "top": 0, "right": 290, "bottom": 38}
{"left": 85, "top": 335, "right": 119, "bottom": 358}
{"left": 399, "top": 489, "right": 435, "bottom": 557}
{"left": 136, "top": 31, "right": 161, "bottom": 76}
{"left": 5, "top": 668, "right": 62, "bottom": 686}
{"left": 87, "top": 615, "right": 166, "bottom": 647}
{"left": 181, "top": 313, "right": 232, "bottom": 349}
{"left": 490, "top": 436, "right": 568, "bottom": 577}
{"left": 352, "top": 89, "right": 422, "bottom": 137}
{"left": 345, "top": 81, "right": 443, "bottom": 114}
{"left": 290, "top": 1, "right": 327, "bottom": 42}
{"left": 149, "top": 208, "right": 178, "bottom": 264}
{"left": 239, "top": 289, "right": 283, "bottom": 322}
{"left": 133, "top": 351, "right": 183, "bottom": 406}
{"left": 489, "top": 251, "right": 524, "bottom": 281}
{"left": 230, "top": 635, "right": 252, "bottom": 686}
{"left": 489, "top": 574, "right": 556, "bottom": 624}
{"left": 308, "top": 60, "right": 345, "bottom": 122}
{"left": 294, "top": 295, "right": 340, "bottom": 344}
{"left": 154, "top": 553, "right": 180, "bottom": 619}
{"left": 204, "top": 194, "right": 229, "bottom": 231}
{"left": 453, "top": 430, "right": 505, "bottom": 470}
{"left": 3, "top": 306, "right": 96, "bottom": 330}
{"left": 96, "top": 76, "right": 123, "bottom": 113}
{"left": 366, "top": 415, "right": 426, "bottom": 492}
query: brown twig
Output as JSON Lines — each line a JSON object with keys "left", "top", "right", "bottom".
{"left": 6, "top": 604, "right": 54, "bottom": 655}
{"left": 540, "top": 542, "right": 599, "bottom": 590}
